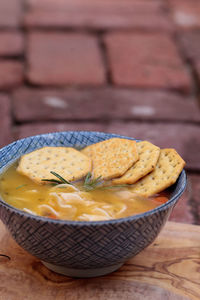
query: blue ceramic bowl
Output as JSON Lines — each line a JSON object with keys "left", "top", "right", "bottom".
{"left": 0, "top": 131, "right": 186, "bottom": 277}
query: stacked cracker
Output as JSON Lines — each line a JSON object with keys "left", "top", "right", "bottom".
{"left": 17, "top": 138, "right": 185, "bottom": 197}
{"left": 82, "top": 138, "right": 185, "bottom": 196}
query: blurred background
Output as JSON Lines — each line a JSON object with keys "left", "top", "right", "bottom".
{"left": 0, "top": 0, "right": 199, "bottom": 224}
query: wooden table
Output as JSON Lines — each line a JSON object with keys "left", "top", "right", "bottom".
{"left": 0, "top": 221, "right": 200, "bottom": 300}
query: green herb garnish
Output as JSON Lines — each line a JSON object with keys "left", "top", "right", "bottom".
{"left": 42, "top": 171, "right": 72, "bottom": 185}
{"left": 41, "top": 171, "right": 130, "bottom": 191}
{"left": 16, "top": 184, "right": 27, "bottom": 190}
{"left": 83, "top": 172, "right": 102, "bottom": 191}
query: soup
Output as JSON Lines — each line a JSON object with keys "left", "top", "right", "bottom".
{"left": 0, "top": 137, "right": 185, "bottom": 222}
{"left": 0, "top": 162, "right": 168, "bottom": 221}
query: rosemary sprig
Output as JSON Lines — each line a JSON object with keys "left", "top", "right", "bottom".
{"left": 51, "top": 171, "right": 71, "bottom": 184}
{"left": 83, "top": 172, "right": 102, "bottom": 191}
{"left": 42, "top": 171, "right": 130, "bottom": 191}
{"left": 41, "top": 179, "right": 63, "bottom": 184}
{"left": 16, "top": 184, "right": 27, "bottom": 190}
{"left": 42, "top": 171, "right": 72, "bottom": 185}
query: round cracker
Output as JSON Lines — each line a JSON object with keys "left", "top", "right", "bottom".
{"left": 87, "top": 138, "right": 139, "bottom": 180}
{"left": 112, "top": 141, "right": 160, "bottom": 184}
{"left": 17, "top": 147, "right": 92, "bottom": 184}
{"left": 130, "top": 148, "right": 185, "bottom": 196}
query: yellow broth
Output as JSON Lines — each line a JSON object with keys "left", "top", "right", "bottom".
{"left": 0, "top": 163, "right": 169, "bottom": 221}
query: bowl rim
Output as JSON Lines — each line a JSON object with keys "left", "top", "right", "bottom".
{"left": 0, "top": 131, "right": 187, "bottom": 226}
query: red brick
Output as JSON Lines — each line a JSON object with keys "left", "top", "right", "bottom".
{"left": 0, "top": 61, "right": 24, "bottom": 90}
{"left": 0, "top": 0, "right": 22, "bottom": 28}
{"left": 105, "top": 121, "right": 200, "bottom": 171}
{"left": 171, "top": 174, "right": 200, "bottom": 225}
{"left": 169, "top": 0, "right": 200, "bottom": 29}
{"left": 169, "top": 173, "right": 200, "bottom": 225}
{"left": 0, "top": 94, "right": 13, "bottom": 147}
{"left": 169, "top": 181, "right": 194, "bottom": 224}
{"left": 27, "top": 32, "right": 105, "bottom": 86}
{"left": 13, "top": 88, "right": 200, "bottom": 122}
{"left": 25, "top": 0, "right": 172, "bottom": 32}
{"left": 190, "top": 175, "right": 200, "bottom": 224}
{"left": 196, "top": 62, "right": 200, "bottom": 84}
{"left": 0, "top": 31, "right": 24, "bottom": 56}
{"left": 105, "top": 33, "right": 191, "bottom": 92}
{"left": 179, "top": 32, "right": 200, "bottom": 63}
{"left": 15, "top": 122, "right": 107, "bottom": 140}
{"left": 179, "top": 32, "right": 200, "bottom": 85}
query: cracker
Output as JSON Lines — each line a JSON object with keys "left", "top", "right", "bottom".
{"left": 129, "top": 148, "right": 185, "bottom": 197}
{"left": 17, "top": 147, "right": 92, "bottom": 184}
{"left": 81, "top": 146, "right": 92, "bottom": 157}
{"left": 112, "top": 141, "right": 160, "bottom": 184}
{"left": 86, "top": 138, "right": 139, "bottom": 180}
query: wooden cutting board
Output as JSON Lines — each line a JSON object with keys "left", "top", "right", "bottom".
{"left": 0, "top": 221, "right": 200, "bottom": 300}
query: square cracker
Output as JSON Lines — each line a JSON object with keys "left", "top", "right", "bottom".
{"left": 112, "top": 141, "right": 160, "bottom": 185}
{"left": 82, "top": 138, "right": 139, "bottom": 180}
{"left": 129, "top": 148, "right": 185, "bottom": 197}
{"left": 17, "top": 147, "right": 92, "bottom": 184}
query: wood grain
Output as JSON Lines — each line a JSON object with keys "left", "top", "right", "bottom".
{"left": 0, "top": 221, "right": 200, "bottom": 300}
